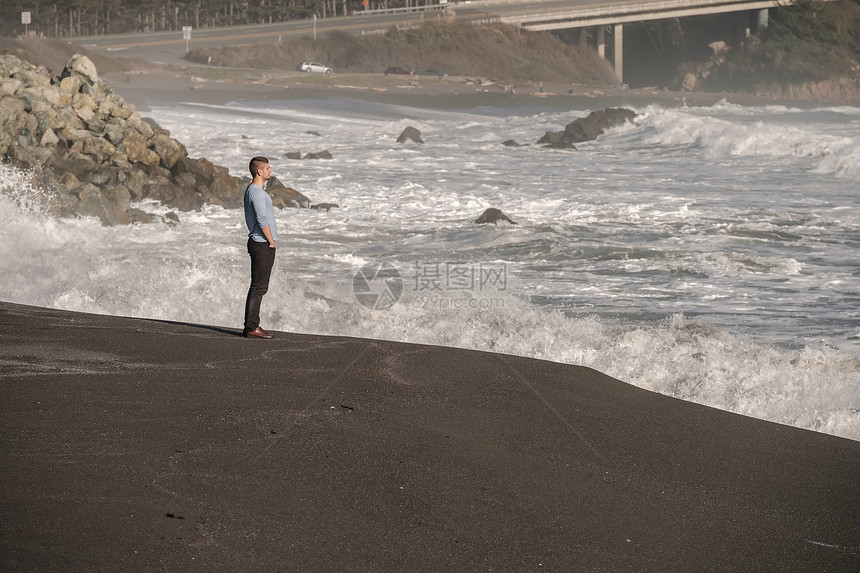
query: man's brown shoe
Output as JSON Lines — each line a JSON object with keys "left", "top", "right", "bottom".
{"left": 243, "top": 326, "right": 273, "bottom": 339}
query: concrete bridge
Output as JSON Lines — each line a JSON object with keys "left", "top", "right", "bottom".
{"left": 477, "top": 0, "right": 804, "bottom": 83}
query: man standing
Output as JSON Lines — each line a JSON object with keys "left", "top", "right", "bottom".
{"left": 242, "top": 156, "right": 277, "bottom": 339}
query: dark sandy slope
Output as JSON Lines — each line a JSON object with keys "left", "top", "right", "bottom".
{"left": 1, "top": 301, "right": 858, "bottom": 571}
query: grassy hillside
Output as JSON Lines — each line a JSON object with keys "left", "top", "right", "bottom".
{"left": 186, "top": 22, "right": 617, "bottom": 85}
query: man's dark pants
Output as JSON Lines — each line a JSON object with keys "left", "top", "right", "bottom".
{"left": 244, "top": 238, "right": 276, "bottom": 331}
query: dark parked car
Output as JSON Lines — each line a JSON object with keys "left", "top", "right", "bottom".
{"left": 384, "top": 66, "right": 414, "bottom": 75}
{"left": 419, "top": 69, "right": 448, "bottom": 78}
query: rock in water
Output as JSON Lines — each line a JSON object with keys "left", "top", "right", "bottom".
{"left": 397, "top": 126, "right": 424, "bottom": 144}
{"left": 537, "top": 108, "right": 637, "bottom": 148}
{"left": 475, "top": 208, "right": 517, "bottom": 225}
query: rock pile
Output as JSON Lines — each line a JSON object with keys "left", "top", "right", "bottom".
{"left": 1, "top": 53, "right": 309, "bottom": 224}
{"left": 538, "top": 108, "right": 637, "bottom": 149}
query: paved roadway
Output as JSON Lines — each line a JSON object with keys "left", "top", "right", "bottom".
{"left": 67, "top": 0, "right": 640, "bottom": 67}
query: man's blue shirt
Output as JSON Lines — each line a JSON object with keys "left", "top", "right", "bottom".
{"left": 244, "top": 183, "right": 277, "bottom": 242}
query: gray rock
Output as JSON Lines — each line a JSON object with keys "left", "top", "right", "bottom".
{"left": 62, "top": 54, "right": 99, "bottom": 85}
{"left": 12, "top": 68, "right": 52, "bottom": 88}
{"left": 126, "top": 112, "right": 154, "bottom": 139}
{"left": 122, "top": 169, "right": 148, "bottom": 199}
{"left": 56, "top": 172, "right": 81, "bottom": 190}
{"left": 22, "top": 85, "right": 60, "bottom": 110}
{"left": 265, "top": 176, "right": 311, "bottom": 209}
{"left": 475, "top": 208, "right": 517, "bottom": 225}
{"left": 0, "top": 77, "right": 22, "bottom": 96}
{"left": 128, "top": 208, "right": 157, "bottom": 224}
{"left": 40, "top": 128, "right": 60, "bottom": 147}
{"left": 303, "top": 150, "right": 333, "bottom": 160}
{"left": 120, "top": 131, "right": 159, "bottom": 166}
{"left": 72, "top": 92, "right": 97, "bottom": 115}
{"left": 58, "top": 75, "right": 81, "bottom": 97}
{"left": 102, "top": 119, "right": 127, "bottom": 145}
{"left": 397, "top": 126, "right": 424, "bottom": 144}
{"left": 538, "top": 108, "right": 636, "bottom": 148}
{"left": 82, "top": 136, "right": 116, "bottom": 163}
{"left": 150, "top": 133, "right": 187, "bottom": 169}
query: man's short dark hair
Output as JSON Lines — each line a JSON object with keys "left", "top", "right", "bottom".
{"left": 249, "top": 156, "right": 269, "bottom": 177}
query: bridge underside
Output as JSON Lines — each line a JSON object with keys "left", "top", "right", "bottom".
{"left": 501, "top": 0, "right": 780, "bottom": 84}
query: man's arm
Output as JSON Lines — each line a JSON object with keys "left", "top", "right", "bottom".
{"left": 261, "top": 224, "right": 275, "bottom": 248}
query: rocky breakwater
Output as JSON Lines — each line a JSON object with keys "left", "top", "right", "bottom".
{"left": 0, "top": 53, "right": 308, "bottom": 224}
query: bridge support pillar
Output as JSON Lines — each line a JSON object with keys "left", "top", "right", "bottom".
{"left": 757, "top": 8, "right": 769, "bottom": 29}
{"left": 597, "top": 26, "right": 606, "bottom": 59}
{"left": 614, "top": 24, "right": 623, "bottom": 84}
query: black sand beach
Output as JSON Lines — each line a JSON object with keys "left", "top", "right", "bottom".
{"left": 2, "top": 301, "right": 859, "bottom": 571}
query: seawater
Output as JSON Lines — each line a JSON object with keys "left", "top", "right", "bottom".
{"left": 2, "top": 96, "right": 858, "bottom": 440}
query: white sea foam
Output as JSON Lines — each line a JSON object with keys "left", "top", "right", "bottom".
{"left": 2, "top": 99, "right": 858, "bottom": 441}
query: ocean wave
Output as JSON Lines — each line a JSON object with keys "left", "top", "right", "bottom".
{"left": 633, "top": 105, "right": 859, "bottom": 179}
{"left": 264, "top": 279, "right": 860, "bottom": 441}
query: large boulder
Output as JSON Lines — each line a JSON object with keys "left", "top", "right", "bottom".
{"left": 150, "top": 133, "right": 187, "bottom": 169}
{"left": 475, "top": 208, "right": 517, "bottom": 225}
{"left": 397, "top": 126, "right": 424, "bottom": 144}
{"left": 260, "top": 176, "right": 311, "bottom": 209}
{"left": 171, "top": 157, "right": 239, "bottom": 208}
{"left": 61, "top": 54, "right": 99, "bottom": 85}
{"left": 303, "top": 150, "right": 333, "bottom": 160}
{"left": 538, "top": 108, "right": 637, "bottom": 148}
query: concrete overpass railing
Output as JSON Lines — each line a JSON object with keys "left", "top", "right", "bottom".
{"left": 500, "top": 0, "right": 789, "bottom": 29}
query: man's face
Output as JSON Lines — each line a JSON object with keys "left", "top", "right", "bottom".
{"left": 260, "top": 163, "right": 272, "bottom": 180}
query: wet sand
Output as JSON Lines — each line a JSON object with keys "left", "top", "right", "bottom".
{"left": 2, "top": 301, "right": 859, "bottom": 570}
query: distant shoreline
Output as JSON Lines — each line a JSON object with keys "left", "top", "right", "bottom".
{"left": 104, "top": 65, "right": 820, "bottom": 113}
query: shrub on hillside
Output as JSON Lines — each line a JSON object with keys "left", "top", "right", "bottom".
{"left": 706, "top": 0, "right": 860, "bottom": 90}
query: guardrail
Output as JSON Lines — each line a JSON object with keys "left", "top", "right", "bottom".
{"left": 353, "top": 5, "right": 448, "bottom": 16}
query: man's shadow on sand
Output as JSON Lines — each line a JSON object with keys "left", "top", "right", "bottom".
{"left": 143, "top": 318, "right": 247, "bottom": 337}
